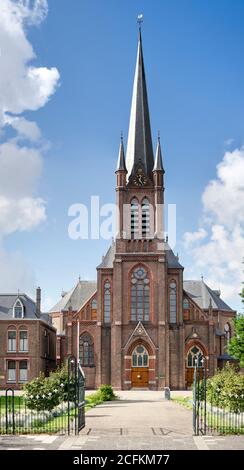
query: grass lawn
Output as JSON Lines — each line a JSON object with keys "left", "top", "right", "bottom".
{"left": 0, "top": 389, "right": 116, "bottom": 434}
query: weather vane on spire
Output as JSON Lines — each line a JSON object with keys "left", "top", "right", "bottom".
{"left": 137, "top": 13, "right": 143, "bottom": 29}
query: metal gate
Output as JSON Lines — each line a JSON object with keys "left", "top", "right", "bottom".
{"left": 0, "top": 355, "right": 85, "bottom": 435}
{"left": 193, "top": 357, "right": 207, "bottom": 435}
{"left": 193, "top": 358, "right": 244, "bottom": 435}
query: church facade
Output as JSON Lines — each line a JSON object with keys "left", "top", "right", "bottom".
{"left": 50, "top": 30, "right": 236, "bottom": 390}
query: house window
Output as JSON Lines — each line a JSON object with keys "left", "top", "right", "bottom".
{"left": 79, "top": 334, "right": 94, "bottom": 367}
{"left": 91, "top": 298, "right": 97, "bottom": 320}
{"left": 142, "top": 198, "right": 150, "bottom": 237}
{"left": 169, "top": 281, "right": 177, "bottom": 323}
{"left": 19, "top": 360, "right": 28, "bottom": 383}
{"left": 19, "top": 331, "right": 28, "bottom": 352}
{"left": 7, "top": 361, "right": 16, "bottom": 382}
{"left": 13, "top": 299, "right": 23, "bottom": 318}
{"left": 131, "top": 345, "right": 149, "bottom": 367}
{"left": 187, "top": 346, "right": 204, "bottom": 368}
{"left": 104, "top": 281, "right": 111, "bottom": 323}
{"left": 8, "top": 330, "right": 16, "bottom": 352}
{"left": 130, "top": 266, "right": 150, "bottom": 321}
{"left": 131, "top": 198, "right": 139, "bottom": 239}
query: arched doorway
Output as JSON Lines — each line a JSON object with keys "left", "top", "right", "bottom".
{"left": 131, "top": 344, "right": 149, "bottom": 388}
{"left": 185, "top": 345, "right": 204, "bottom": 388}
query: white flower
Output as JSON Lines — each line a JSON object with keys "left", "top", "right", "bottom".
{"left": 60, "top": 383, "right": 64, "bottom": 388}
{"left": 48, "top": 392, "right": 52, "bottom": 397}
{"left": 36, "top": 395, "right": 39, "bottom": 399}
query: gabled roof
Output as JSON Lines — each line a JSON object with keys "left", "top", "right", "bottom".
{"left": 183, "top": 280, "right": 234, "bottom": 312}
{"left": 49, "top": 280, "right": 97, "bottom": 313}
{"left": 0, "top": 294, "right": 51, "bottom": 324}
{"left": 126, "top": 30, "right": 154, "bottom": 180}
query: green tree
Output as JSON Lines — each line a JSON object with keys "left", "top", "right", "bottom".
{"left": 227, "top": 287, "right": 244, "bottom": 367}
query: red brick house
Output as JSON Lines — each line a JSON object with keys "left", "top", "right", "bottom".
{"left": 0, "top": 288, "right": 56, "bottom": 390}
{"left": 50, "top": 30, "right": 236, "bottom": 390}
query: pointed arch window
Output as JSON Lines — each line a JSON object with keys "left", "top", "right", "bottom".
{"left": 13, "top": 299, "right": 24, "bottom": 319}
{"left": 79, "top": 333, "right": 94, "bottom": 367}
{"left": 183, "top": 298, "right": 189, "bottom": 309}
{"left": 187, "top": 346, "right": 204, "bottom": 368}
{"left": 130, "top": 266, "right": 150, "bottom": 321}
{"left": 132, "top": 344, "right": 149, "bottom": 367}
{"left": 103, "top": 281, "right": 111, "bottom": 323}
{"left": 131, "top": 198, "right": 139, "bottom": 239}
{"left": 142, "top": 198, "right": 150, "bottom": 237}
{"left": 169, "top": 281, "right": 177, "bottom": 323}
{"left": 91, "top": 298, "right": 97, "bottom": 320}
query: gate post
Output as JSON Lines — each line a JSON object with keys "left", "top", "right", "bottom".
{"left": 5, "top": 388, "right": 15, "bottom": 435}
{"left": 67, "top": 355, "right": 77, "bottom": 436}
{"left": 193, "top": 363, "right": 197, "bottom": 435}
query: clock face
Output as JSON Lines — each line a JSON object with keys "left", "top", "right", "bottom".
{"left": 133, "top": 173, "right": 147, "bottom": 186}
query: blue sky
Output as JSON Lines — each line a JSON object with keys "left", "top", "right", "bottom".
{"left": 1, "top": 0, "right": 244, "bottom": 311}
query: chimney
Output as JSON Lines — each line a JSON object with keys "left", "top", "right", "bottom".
{"left": 36, "top": 287, "right": 41, "bottom": 318}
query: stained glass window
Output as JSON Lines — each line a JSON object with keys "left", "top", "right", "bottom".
{"left": 130, "top": 266, "right": 150, "bottom": 321}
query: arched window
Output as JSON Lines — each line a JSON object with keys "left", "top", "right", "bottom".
{"left": 132, "top": 344, "right": 149, "bottom": 367}
{"left": 131, "top": 198, "right": 139, "bottom": 239}
{"left": 91, "top": 298, "right": 97, "bottom": 320}
{"left": 131, "top": 266, "right": 150, "bottom": 321}
{"left": 8, "top": 329, "right": 16, "bottom": 352}
{"left": 79, "top": 333, "right": 94, "bottom": 367}
{"left": 142, "top": 198, "right": 150, "bottom": 238}
{"left": 169, "top": 281, "right": 177, "bottom": 323}
{"left": 13, "top": 299, "right": 24, "bottom": 319}
{"left": 187, "top": 346, "right": 204, "bottom": 367}
{"left": 224, "top": 323, "right": 231, "bottom": 341}
{"left": 103, "top": 281, "right": 111, "bottom": 323}
{"left": 183, "top": 298, "right": 189, "bottom": 309}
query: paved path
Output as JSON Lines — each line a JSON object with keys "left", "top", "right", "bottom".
{"left": 0, "top": 391, "right": 243, "bottom": 450}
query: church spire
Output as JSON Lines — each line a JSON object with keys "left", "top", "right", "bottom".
{"left": 153, "top": 133, "right": 164, "bottom": 172}
{"left": 116, "top": 133, "right": 127, "bottom": 171}
{"left": 125, "top": 25, "right": 154, "bottom": 180}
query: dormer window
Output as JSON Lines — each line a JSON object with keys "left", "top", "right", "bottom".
{"left": 13, "top": 299, "right": 24, "bottom": 319}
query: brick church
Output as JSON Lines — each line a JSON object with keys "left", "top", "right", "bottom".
{"left": 50, "top": 29, "right": 235, "bottom": 390}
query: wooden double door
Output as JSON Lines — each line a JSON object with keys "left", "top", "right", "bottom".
{"left": 131, "top": 367, "right": 149, "bottom": 388}
{"left": 185, "top": 368, "right": 203, "bottom": 388}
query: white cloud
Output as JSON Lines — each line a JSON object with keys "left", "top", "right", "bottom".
{"left": 184, "top": 228, "right": 207, "bottom": 248}
{"left": 0, "top": 0, "right": 59, "bottom": 121}
{"left": 183, "top": 147, "right": 244, "bottom": 309}
{"left": 0, "top": 245, "right": 36, "bottom": 295}
{"left": 0, "top": 0, "right": 59, "bottom": 294}
{"left": 4, "top": 115, "right": 41, "bottom": 141}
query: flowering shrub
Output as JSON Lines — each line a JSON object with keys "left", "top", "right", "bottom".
{"left": 206, "top": 364, "right": 244, "bottom": 413}
{"left": 24, "top": 366, "right": 75, "bottom": 411}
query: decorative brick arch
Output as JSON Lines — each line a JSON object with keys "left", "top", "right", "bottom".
{"left": 185, "top": 340, "right": 209, "bottom": 388}
{"left": 123, "top": 338, "right": 156, "bottom": 390}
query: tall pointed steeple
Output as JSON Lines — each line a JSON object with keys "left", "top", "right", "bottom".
{"left": 126, "top": 27, "right": 154, "bottom": 180}
{"left": 153, "top": 133, "right": 164, "bottom": 172}
{"left": 116, "top": 133, "right": 127, "bottom": 171}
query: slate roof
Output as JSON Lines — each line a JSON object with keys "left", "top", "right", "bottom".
{"left": 97, "top": 242, "right": 116, "bottom": 269}
{"left": 0, "top": 294, "right": 52, "bottom": 324}
{"left": 165, "top": 243, "right": 184, "bottom": 269}
{"left": 126, "top": 30, "right": 154, "bottom": 180}
{"left": 49, "top": 280, "right": 97, "bottom": 313}
{"left": 183, "top": 280, "right": 234, "bottom": 312}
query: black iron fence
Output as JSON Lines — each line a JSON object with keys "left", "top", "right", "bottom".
{"left": 0, "top": 356, "right": 85, "bottom": 435}
{"left": 193, "top": 358, "right": 244, "bottom": 435}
